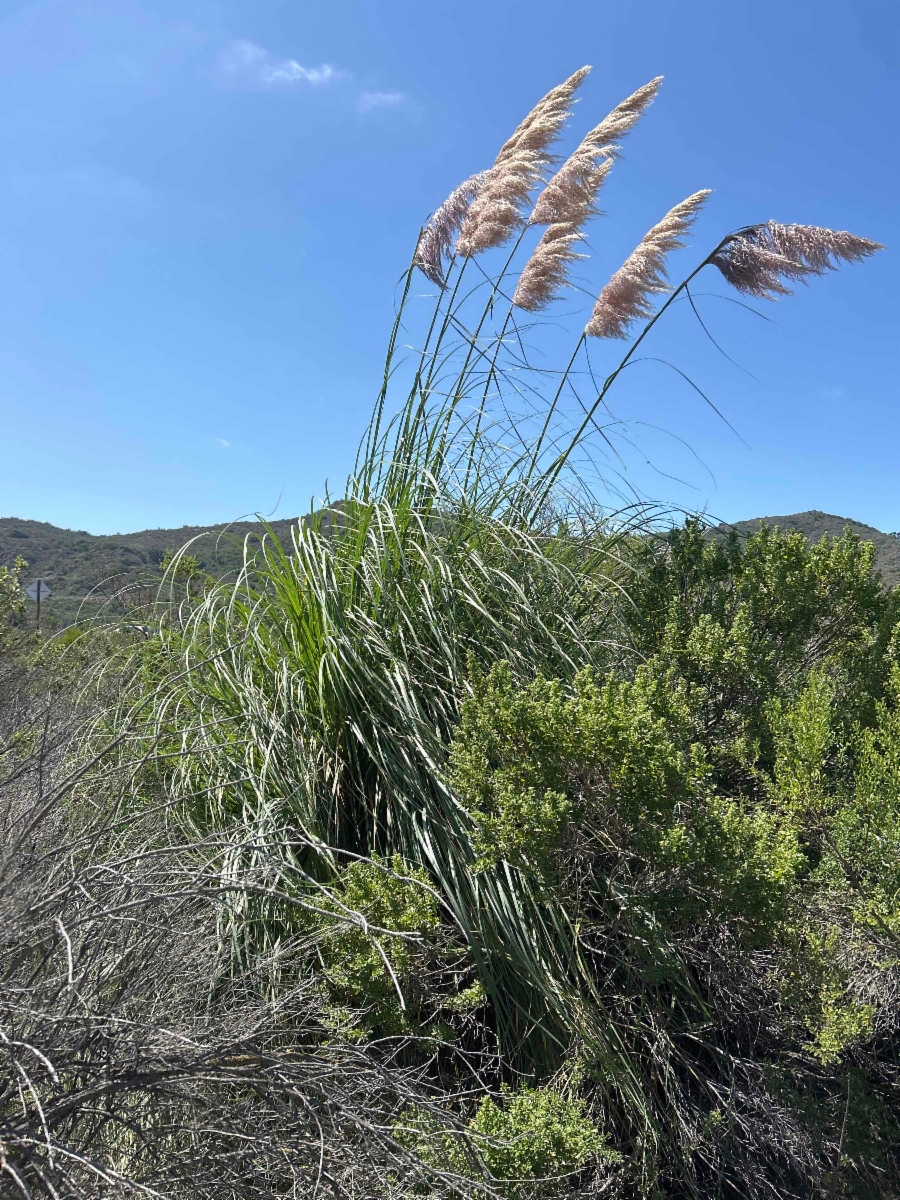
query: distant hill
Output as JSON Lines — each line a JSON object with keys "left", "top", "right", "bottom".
{"left": 2, "top": 508, "right": 898, "bottom": 628}
{"left": 714, "top": 510, "right": 900, "bottom": 587}
{"left": 0, "top": 515, "right": 306, "bottom": 628}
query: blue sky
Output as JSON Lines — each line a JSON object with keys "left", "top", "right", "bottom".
{"left": 0, "top": 0, "right": 896, "bottom": 535}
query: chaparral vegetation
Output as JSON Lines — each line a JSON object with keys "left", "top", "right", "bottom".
{"left": 1, "top": 66, "right": 895, "bottom": 1199}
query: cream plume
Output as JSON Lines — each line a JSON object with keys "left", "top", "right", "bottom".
{"left": 456, "top": 66, "right": 591, "bottom": 258}
{"left": 513, "top": 160, "right": 613, "bottom": 311}
{"left": 513, "top": 222, "right": 588, "bottom": 312}
{"left": 414, "top": 172, "right": 488, "bottom": 286}
{"left": 530, "top": 77, "right": 662, "bottom": 226}
{"left": 710, "top": 221, "right": 884, "bottom": 299}
{"left": 586, "top": 189, "right": 711, "bottom": 339}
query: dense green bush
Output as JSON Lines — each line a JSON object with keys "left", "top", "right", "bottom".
{"left": 442, "top": 522, "right": 899, "bottom": 1195}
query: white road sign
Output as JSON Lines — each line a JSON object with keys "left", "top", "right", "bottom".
{"left": 25, "top": 579, "right": 52, "bottom": 601}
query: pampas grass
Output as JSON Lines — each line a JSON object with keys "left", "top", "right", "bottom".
{"left": 513, "top": 78, "right": 664, "bottom": 313}
{"left": 512, "top": 216, "right": 594, "bottom": 312}
{"left": 530, "top": 77, "right": 662, "bottom": 226}
{"left": 120, "top": 63, "right": 885, "bottom": 1200}
{"left": 513, "top": 159, "right": 613, "bottom": 311}
{"left": 456, "top": 66, "right": 590, "bottom": 257}
{"left": 710, "top": 220, "right": 884, "bottom": 299}
{"left": 586, "top": 189, "right": 712, "bottom": 338}
{"left": 414, "top": 171, "right": 488, "bottom": 286}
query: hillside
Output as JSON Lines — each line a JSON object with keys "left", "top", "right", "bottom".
{"left": 2, "top": 508, "right": 898, "bottom": 628}
{"left": 714, "top": 510, "right": 900, "bottom": 587}
{"left": 0, "top": 515, "right": 304, "bottom": 627}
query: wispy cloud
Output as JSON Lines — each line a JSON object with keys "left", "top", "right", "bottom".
{"left": 357, "top": 91, "right": 406, "bottom": 113}
{"left": 213, "top": 437, "right": 231, "bottom": 448}
{"left": 219, "top": 39, "right": 343, "bottom": 88}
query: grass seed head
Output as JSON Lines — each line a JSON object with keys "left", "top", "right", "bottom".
{"left": 711, "top": 221, "right": 885, "bottom": 299}
{"left": 531, "top": 76, "right": 662, "bottom": 226}
{"left": 414, "top": 171, "right": 489, "bottom": 286}
{"left": 586, "top": 188, "right": 711, "bottom": 338}
{"left": 513, "top": 222, "right": 589, "bottom": 311}
{"left": 456, "top": 66, "right": 591, "bottom": 258}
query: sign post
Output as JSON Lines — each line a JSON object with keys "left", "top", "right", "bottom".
{"left": 25, "top": 579, "right": 52, "bottom": 628}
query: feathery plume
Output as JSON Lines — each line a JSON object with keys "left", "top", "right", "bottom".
{"left": 456, "top": 66, "right": 591, "bottom": 258}
{"left": 516, "top": 78, "right": 662, "bottom": 309}
{"left": 710, "top": 221, "right": 884, "bottom": 299}
{"left": 529, "top": 149, "right": 614, "bottom": 227}
{"left": 414, "top": 171, "right": 488, "bottom": 286}
{"left": 581, "top": 75, "right": 663, "bottom": 159}
{"left": 531, "top": 77, "right": 662, "bottom": 226}
{"left": 514, "top": 159, "right": 613, "bottom": 312}
{"left": 513, "top": 222, "right": 588, "bottom": 312}
{"left": 586, "top": 189, "right": 711, "bottom": 339}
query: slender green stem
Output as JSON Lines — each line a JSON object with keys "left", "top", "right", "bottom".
{"left": 524, "top": 332, "right": 587, "bottom": 492}
{"left": 406, "top": 228, "right": 531, "bottom": 500}
{"left": 356, "top": 262, "right": 417, "bottom": 493}
{"left": 536, "top": 241, "right": 730, "bottom": 507}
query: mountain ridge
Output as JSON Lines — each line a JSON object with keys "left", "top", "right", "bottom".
{"left": 713, "top": 510, "right": 900, "bottom": 586}
{"left": 2, "top": 509, "right": 898, "bottom": 627}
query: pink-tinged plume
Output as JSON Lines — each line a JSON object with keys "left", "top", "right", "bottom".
{"left": 513, "top": 220, "right": 592, "bottom": 312}
{"left": 414, "top": 172, "right": 488, "bottom": 286}
{"left": 513, "top": 159, "right": 613, "bottom": 312}
{"left": 515, "top": 78, "right": 663, "bottom": 312}
{"left": 456, "top": 66, "right": 591, "bottom": 258}
{"left": 530, "top": 77, "right": 662, "bottom": 226}
{"left": 586, "top": 189, "right": 711, "bottom": 339}
{"left": 710, "top": 221, "right": 884, "bottom": 299}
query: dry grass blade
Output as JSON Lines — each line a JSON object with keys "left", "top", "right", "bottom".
{"left": 710, "top": 220, "right": 884, "bottom": 299}
{"left": 456, "top": 66, "right": 591, "bottom": 257}
{"left": 0, "top": 689, "right": 493, "bottom": 1199}
{"left": 586, "top": 189, "right": 711, "bottom": 338}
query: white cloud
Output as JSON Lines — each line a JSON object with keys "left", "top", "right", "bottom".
{"left": 357, "top": 91, "right": 405, "bottom": 113}
{"left": 214, "top": 437, "right": 231, "bottom": 448}
{"left": 219, "top": 39, "right": 342, "bottom": 88}
{"left": 264, "top": 61, "right": 337, "bottom": 86}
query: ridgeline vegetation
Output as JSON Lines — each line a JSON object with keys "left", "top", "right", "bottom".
{"left": 1, "top": 67, "right": 895, "bottom": 1199}
{"left": 3, "top": 508, "right": 899, "bottom": 631}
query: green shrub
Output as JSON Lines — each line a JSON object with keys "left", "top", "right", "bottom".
{"left": 316, "top": 855, "right": 441, "bottom": 1035}
{"left": 0, "top": 556, "right": 27, "bottom": 651}
{"left": 462, "top": 1087, "right": 616, "bottom": 1198}
{"left": 404, "top": 1087, "right": 617, "bottom": 1199}
{"left": 450, "top": 657, "right": 802, "bottom": 935}
{"left": 777, "top": 926, "right": 875, "bottom": 1065}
